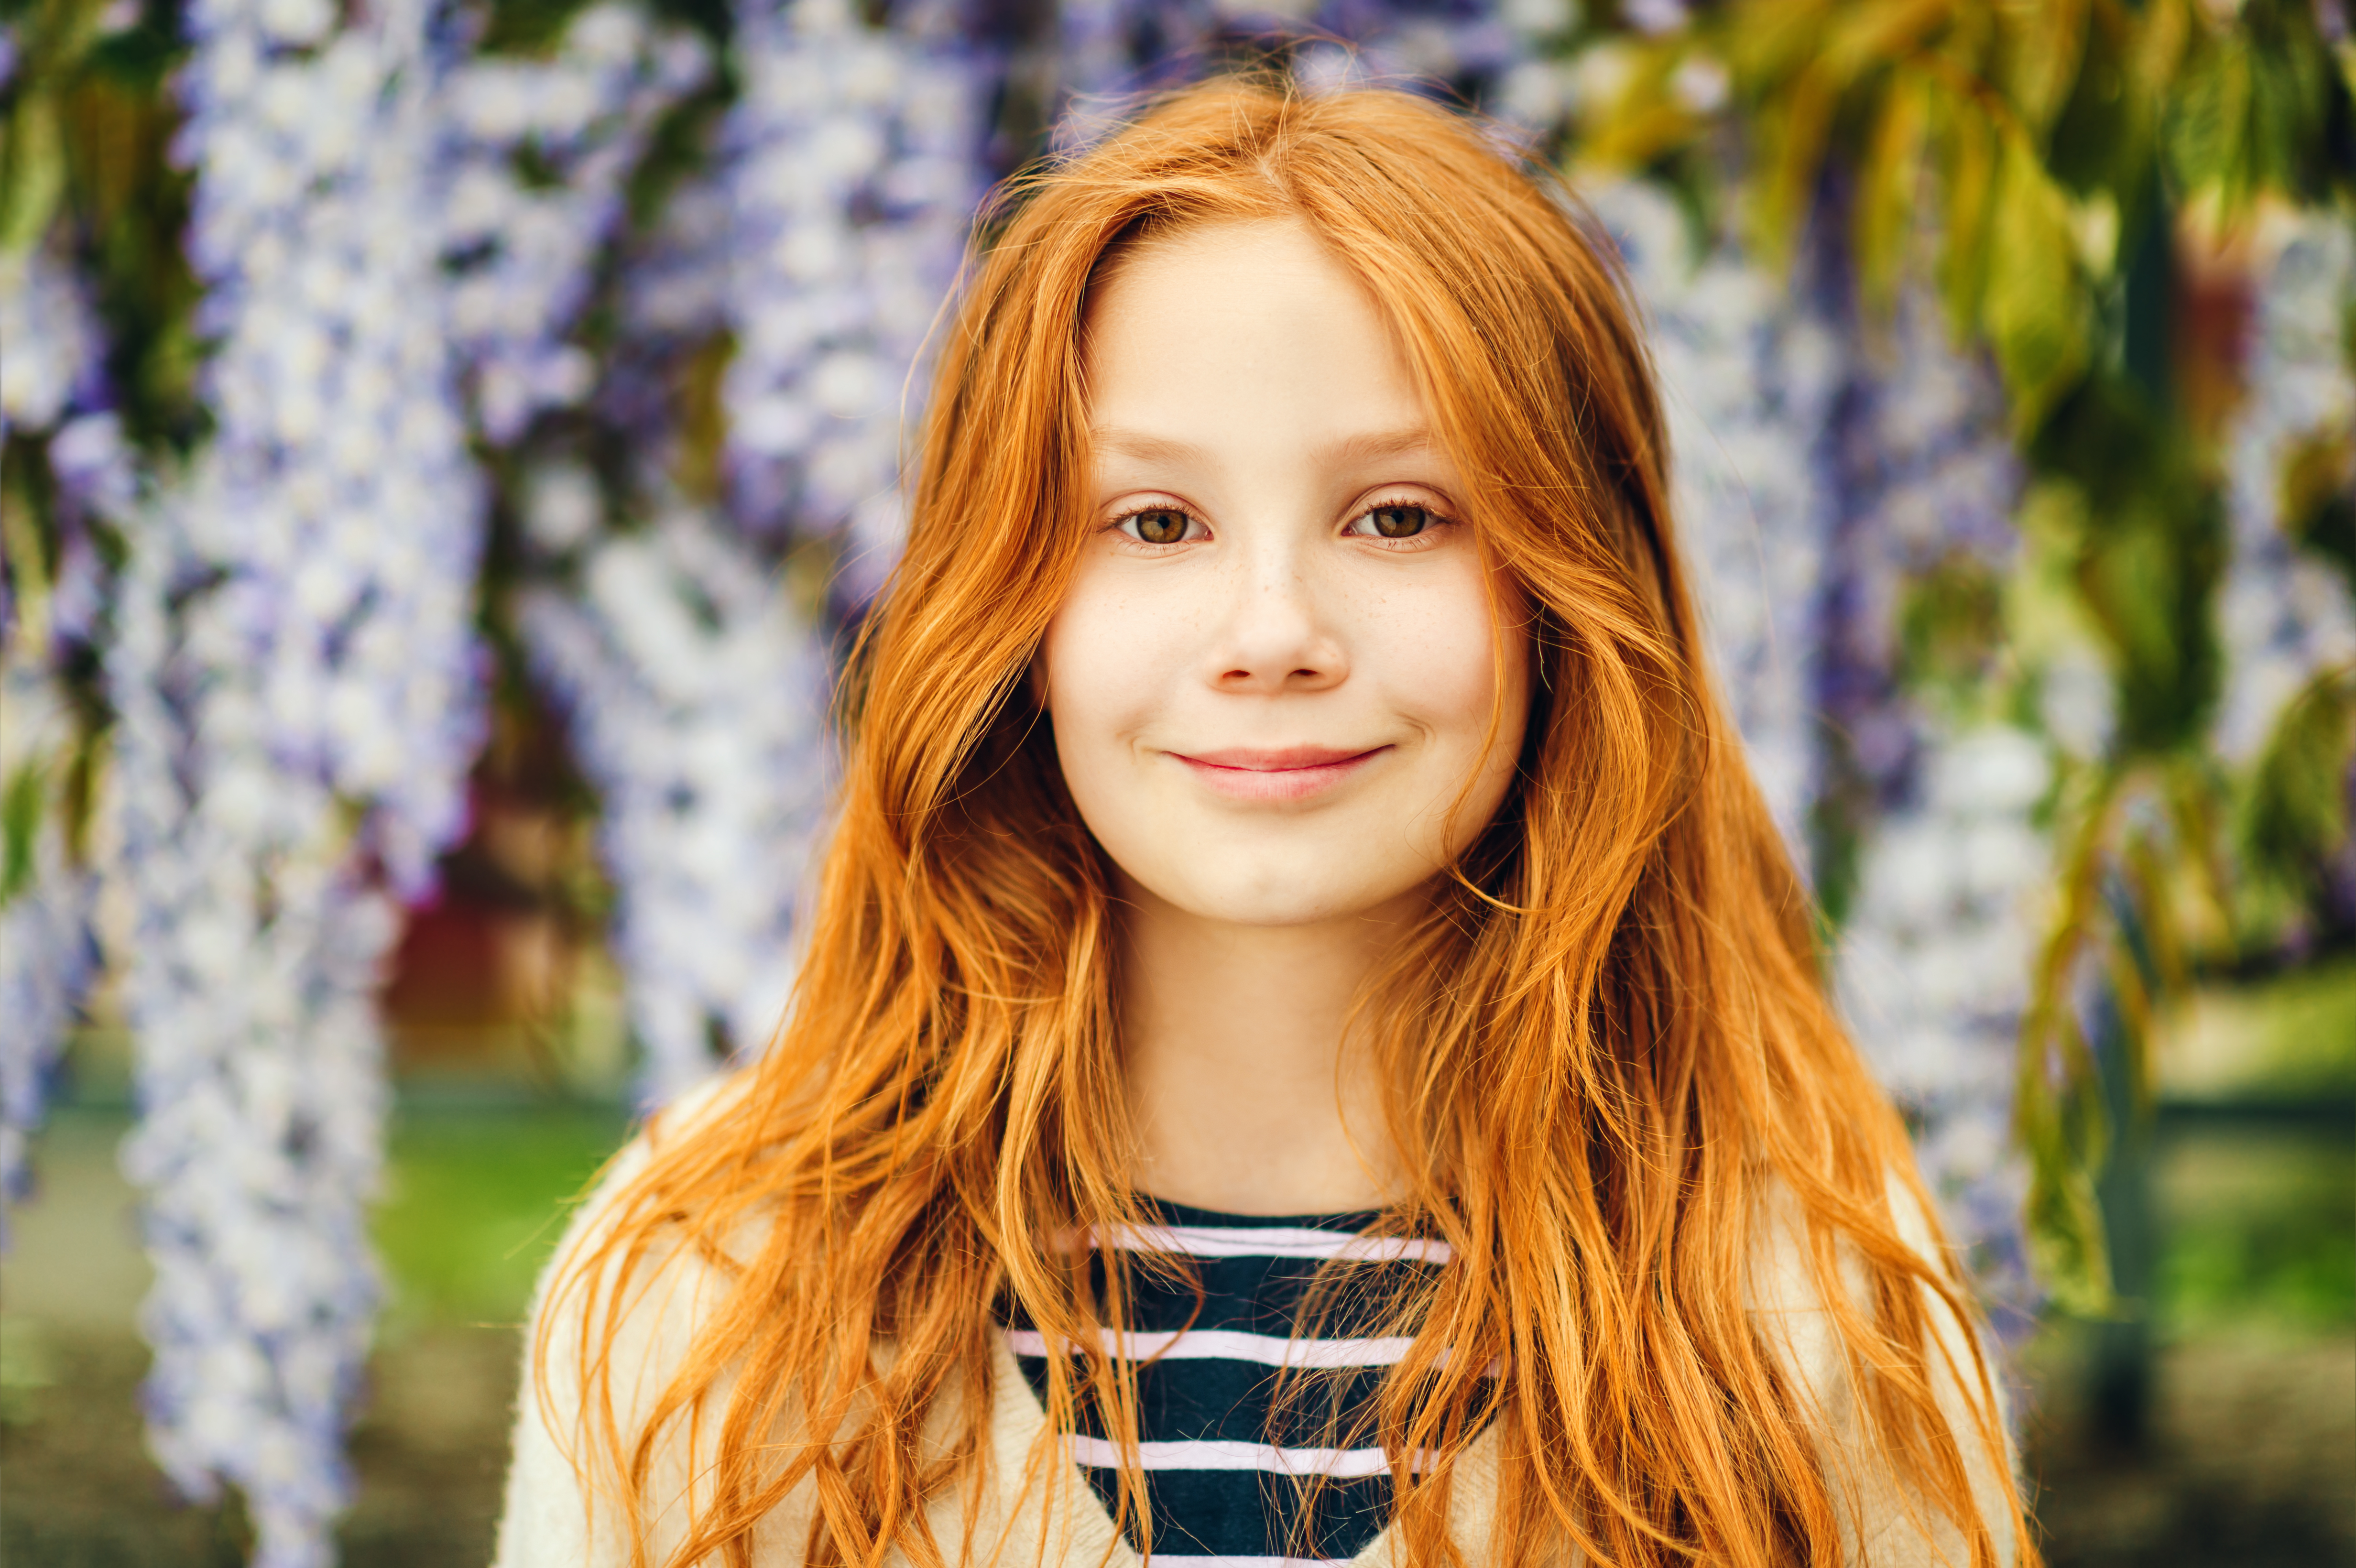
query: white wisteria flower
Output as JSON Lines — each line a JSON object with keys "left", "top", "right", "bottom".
{"left": 718, "top": 0, "right": 986, "bottom": 594}
{"left": 1823, "top": 294, "right": 2038, "bottom": 1318}
{"left": 1838, "top": 723, "right": 2050, "bottom": 1318}
{"left": 1591, "top": 176, "right": 1843, "bottom": 852}
{"left": 443, "top": 0, "right": 711, "bottom": 441}
{"left": 0, "top": 239, "right": 101, "bottom": 446}
{"left": 106, "top": 0, "right": 485, "bottom": 1558}
{"left": 521, "top": 498, "right": 830, "bottom": 1105}
{"left": 2216, "top": 212, "right": 2356, "bottom": 766}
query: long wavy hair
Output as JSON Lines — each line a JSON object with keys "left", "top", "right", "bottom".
{"left": 542, "top": 75, "right": 2029, "bottom": 1568}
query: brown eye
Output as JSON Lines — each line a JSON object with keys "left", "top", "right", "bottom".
{"left": 1368, "top": 504, "right": 1429, "bottom": 538}
{"left": 1128, "top": 508, "right": 1191, "bottom": 545}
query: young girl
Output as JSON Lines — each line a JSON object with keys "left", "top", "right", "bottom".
{"left": 496, "top": 76, "right": 2029, "bottom": 1568}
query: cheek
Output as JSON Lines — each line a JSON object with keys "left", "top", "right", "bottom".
{"left": 1040, "top": 568, "right": 1167, "bottom": 769}
{"left": 1383, "top": 568, "right": 1525, "bottom": 754}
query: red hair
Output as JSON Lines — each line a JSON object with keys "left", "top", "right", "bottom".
{"left": 540, "top": 75, "right": 2031, "bottom": 1568}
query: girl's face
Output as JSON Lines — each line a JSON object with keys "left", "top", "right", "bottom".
{"left": 1042, "top": 219, "right": 1529, "bottom": 929}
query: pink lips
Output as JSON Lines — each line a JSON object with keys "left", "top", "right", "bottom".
{"left": 1168, "top": 744, "right": 1388, "bottom": 802}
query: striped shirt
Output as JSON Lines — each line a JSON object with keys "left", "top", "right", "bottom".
{"left": 1006, "top": 1198, "right": 1451, "bottom": 1567}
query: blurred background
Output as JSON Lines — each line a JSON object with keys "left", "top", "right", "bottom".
{"left": 0, "top": 0, "right": 2350, "bottom": 1564}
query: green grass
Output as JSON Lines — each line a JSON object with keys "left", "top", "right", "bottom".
{"left": 2180, "top": 956, "right": 2356, "bottom": 1094}
{"left": 2158, "top": 1135, "right": 2356, "bottom": 1333}
{"left": 2247, "top": 957, "right": 2356, "bottom": 1091}
{"left": 372, "top": 1103, "right": 631, "bottom": 1330}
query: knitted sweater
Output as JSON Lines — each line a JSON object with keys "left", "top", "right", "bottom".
{"left": 492, "top": 1085, "right": 2019, "bottom": 1568}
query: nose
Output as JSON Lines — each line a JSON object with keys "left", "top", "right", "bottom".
{"left": 1202, "top": 544, "right": 1347, "bottom": 695}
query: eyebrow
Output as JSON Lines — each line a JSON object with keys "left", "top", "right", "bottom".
{"left": 1090, "top": 426, "right": 1440, "bottom": 467}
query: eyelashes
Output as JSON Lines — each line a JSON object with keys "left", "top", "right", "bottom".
{"left": 1103, "top": 495, "right": 1458, "bottom": 549}
{"left": 1112, "top": 504, "right": 1202, "bottom": 546}
{"left": 1346, "top": 502, "right": 1440, "bottom": 541}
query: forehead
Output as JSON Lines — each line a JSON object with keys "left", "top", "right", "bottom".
{"left": 1080, "top": 218, "right": 1429, "bottom": 457}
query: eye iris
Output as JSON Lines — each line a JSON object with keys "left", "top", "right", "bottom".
{"left": 1372, "top": 505, "right": 1427, "bottom": 538}
{"left": 1135, "top": 509, "right": 1187, "bottom": 544}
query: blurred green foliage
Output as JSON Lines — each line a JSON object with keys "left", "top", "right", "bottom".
{"left": 2161, "top": 1138, "right": 2356, "bottom": 1332}
{"left": 2157, "top": 958, "right": 2356, "bottom": 1332}
{"left": 371, "top": 1105, "right": 628, "bottom": 1329}
{"left": 1573, "top": 0, "right": 2356, "bottom": 1318}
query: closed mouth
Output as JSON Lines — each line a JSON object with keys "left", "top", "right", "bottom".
{"left": 1167, "top": 745, "right": 1389, "bottom": 802}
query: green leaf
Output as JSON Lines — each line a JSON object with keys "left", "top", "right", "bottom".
{"left": 1983, "top": 125, "right": 2089, "bottom": 435}
{"left": 0, "top": 761, "right": 44, "bottom": 906}
{"left": 0, "top": 88, "right": 67, "bottom": 258}
{"left": 2024, "top": 1147, "right": 2117, "bottom": 1318}
{"left": 479, "top": 0, "right": 602, "bottom": 56}
{"left": 1932, "top": 80, "right": 1998, "bottom": 339}
{"left": 1749, "top": 56, "right": 1840, "bottom": 270}
{"left": 2016, "top": 761, "right": 2135, "bottom": 1316}
{"left": 2165, "top": 27, "right": 2258, "bottom": 208}
{"left": 1725, "top": 0, "right": 1845, "bottom": 90}
{"left": 1998, "top": 0, "right": 2090, "bottom": 137}
{"left": 1897, "top": 551, "right": 2006, "bottom": 711}
{"left": 1819, "top": 0, "right": 1950, "bottom": 84}
{"left": 2281, "top": 426, "right": 2356, "bottom": 593}
{"left": 2017, "top": 988, "right": 2119, "bottom": 1317}
{"left": 2238, "top": 666, "right": 2356, "bottom": 911}
{"left": 1854, "top": 66, "right": 1931, "bottom": 308}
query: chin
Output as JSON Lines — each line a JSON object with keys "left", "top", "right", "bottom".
{"left": 1159, "top": 860, "right": 1426, "bottom": 930}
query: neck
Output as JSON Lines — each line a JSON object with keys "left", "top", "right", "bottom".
{"left": 1115, "top": 876, "right": 1417, "bottom": 1215}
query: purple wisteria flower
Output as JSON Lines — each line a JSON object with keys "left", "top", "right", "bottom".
{"left": 1595, "top": 174, "right": 2039, "bottom": 1319}
{"left": 1588, "top": 176, "right": 1843, "bottom": 852}
{"left": 105, "top": 0, "right": 485, "bottom": 1557}
{"left": 521, "top": 495, "right": 832, "bottom": 1105}
{"left": 1819, "top": 292, "right": 2038, "bottom": 1324}
{"left": 443, "top": 0, "right": 710, "bottom": 442}
{"left": 718, "top": 0, "right": 989, "bottom": 597}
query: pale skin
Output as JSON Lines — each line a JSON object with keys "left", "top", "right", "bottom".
{"left": 1039, "top": 219, "right": 1530, "bottom": 1216}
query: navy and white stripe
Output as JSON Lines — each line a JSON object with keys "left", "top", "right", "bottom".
{"left": 1008, "top": 1199, "right": 1448, "bottom": 1565}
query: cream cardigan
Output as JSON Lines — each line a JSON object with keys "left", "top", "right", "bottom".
{"left": 493, "top": 1088, "right": 2020, "bottom": 1568}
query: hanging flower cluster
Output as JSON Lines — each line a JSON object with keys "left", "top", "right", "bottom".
{"left": 102, "top": 0, "right": 484, "bottom": 1555}
{"left": 1816, "top": 298, "right": 2038, "bottom": 1318}
{"left": 443, "top": 0, "right": 710, "bottom": 442}
{"left": 0, "top": 240, "right": 103, "bottom": 448}
{"left": 0, "top": 240, "right": 126, "bottom": 1237}
{"left": 1588, "top": 178, "right": 1844, "bottom": 852}
{"left": 717, "top": 0, "right": 988, "bottom": 592}
{"left": 1837, "top": 722, "right": 2048, "bottom": 1313}
{"left": 2217, "top": 213, "right": 2356, "bottom": 767}
{"left": 1059, "top": 0, "right": 1523, "bottom": 119}
{"left": 1813, "top": 295, "right": 2021, "bottom": 801}
{"left": 521, "top": 494, "right": 832, "bottom": 1104}
{"left": 429, "top": 0, "right": 915, "bottom": 1111}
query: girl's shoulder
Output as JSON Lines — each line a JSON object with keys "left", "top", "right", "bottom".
{"left": 1746, "top": 1168, "right": 2023, "bottom": 1568}
{"left": 494, "top": 1066, "right": 1145, "bottom": 1568}
{"left": 491, "top": 1068, "right": 768, "bottom": 1568}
